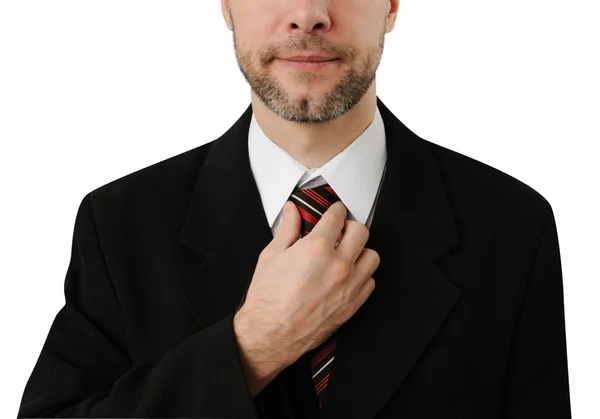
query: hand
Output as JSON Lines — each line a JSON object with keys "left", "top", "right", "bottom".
{"left": 235, "top": 200, "right": 380, "bottom": 366}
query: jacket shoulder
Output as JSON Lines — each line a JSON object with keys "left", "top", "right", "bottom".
{"left": 87, "top": 141, "right": 215, "bottom": 208}
{"left": 425, "top": 140, "right": 555, "bottom": 226}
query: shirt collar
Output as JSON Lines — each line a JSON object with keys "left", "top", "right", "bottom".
{"left": 248, "top": 104, "right": 387, "bottom": 228}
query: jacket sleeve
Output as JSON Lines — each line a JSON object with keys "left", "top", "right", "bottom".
{"left": 17, "top": 193, "right": 261, "bottom": 418}
{"left": 502, "top": 202, "right": 572, "bottom": 418}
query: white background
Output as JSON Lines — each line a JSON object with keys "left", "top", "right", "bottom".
{"left": 1, "top": 0, "right": 598, "bottom": 417}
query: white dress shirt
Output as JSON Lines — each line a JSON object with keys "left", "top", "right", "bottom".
{"left": 248, "top": 105, "right": 388, "bottom": 239}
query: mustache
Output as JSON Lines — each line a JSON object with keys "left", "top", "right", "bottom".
{"left": 259, "top": 35, "right": 356, "bottom": 63}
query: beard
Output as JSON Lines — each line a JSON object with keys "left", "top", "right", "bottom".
{"left": 231, "top": 23, "right": 386, "bottom": 124}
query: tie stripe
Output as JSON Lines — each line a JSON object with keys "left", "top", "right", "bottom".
{"left": 289, "top": 183, "right": 342, "bottom": 410}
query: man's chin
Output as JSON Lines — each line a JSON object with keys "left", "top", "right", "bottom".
{"left": 276, "top": 107, "right": 344, "bottom": 124}
{"left": 282, "top": 92, "right": 331, "bottom": 108}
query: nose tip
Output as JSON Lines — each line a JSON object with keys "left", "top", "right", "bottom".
{"left": 288, "top": 7, "right": 331, "bottom": 34}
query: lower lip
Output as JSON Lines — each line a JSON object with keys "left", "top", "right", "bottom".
{"left": 276, "top": 58, "right": 341, "bottom": 70}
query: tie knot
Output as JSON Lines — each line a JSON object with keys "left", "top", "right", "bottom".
{"left": 289, "top": 183, "right": 341, "bottom": 237}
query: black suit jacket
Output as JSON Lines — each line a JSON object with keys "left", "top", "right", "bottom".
{"left": 18, "top": 97, "right": 571, "bottom": 418}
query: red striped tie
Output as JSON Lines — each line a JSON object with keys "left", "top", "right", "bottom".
{"left": 289, "top": 183, "right": 343, "bottom": 410}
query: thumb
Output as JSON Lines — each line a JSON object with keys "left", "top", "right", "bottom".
{"left": 270, "top": 201, "right": 301, "bottom": 251}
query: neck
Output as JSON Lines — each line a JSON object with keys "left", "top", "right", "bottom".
{"left": 250, "top": 82, "right": 378, "bottom": 169}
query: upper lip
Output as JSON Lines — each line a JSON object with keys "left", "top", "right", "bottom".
{"left": 278, "top": 55, "right": 338, "bottom": 62}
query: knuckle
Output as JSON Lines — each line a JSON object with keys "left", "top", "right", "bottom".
{"left": 366, "top": 248, "right": 380, "bottom": 265}
{"left": 345, "top": 220, "right": 370, "bottom": 244}
{"left": 347, "top": 219, "right": 360, "bottom": 231}
{"left": 329, "top": 210, "right": 344, "bottom": 228}
{"left": 362, "top": 225, "right": 370, "bottom": 241}
{"left": 372, "top": 250, "right": 381, "bottom": 265}
{"left": 311, "top": 237, "right": 330, "bottom": 254}
{"left": 330, "top": 259, "right": 352, "bottom": 283}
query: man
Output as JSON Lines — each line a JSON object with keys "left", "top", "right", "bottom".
{"left": 18, "top": 0, "right": 571, "bottom": 418}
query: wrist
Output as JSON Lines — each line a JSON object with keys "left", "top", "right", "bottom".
{"left": 233, "top": 309, "right": 289, "bottom": 398}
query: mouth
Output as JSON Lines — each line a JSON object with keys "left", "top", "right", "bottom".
{"left": 281, "top": 58, "right": 339, "bottom": 62}
{"left": 275, "top": 57, "right": 341, "bottom": 70}
{"left": 276, "top": 53, "right": 340, "bottom": 62}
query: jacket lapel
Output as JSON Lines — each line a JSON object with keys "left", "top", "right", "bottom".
{"left": 177, "top": 101, "right": 274, "bottom": 330}
{"left": 177, "top": 97, "right": 461, "bottom": 419}
{"left": 317, "top": 100, "right": 461, "bottom": 419}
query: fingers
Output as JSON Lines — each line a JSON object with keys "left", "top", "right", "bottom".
{"left": 357, "top": 276, "right": 376, "bottom": 305}
{"left": 343, "top": 276, "right": 376, "bottom": 323}
{"left": 268, "top": 200, "right": 366, "bottom": 261}
{"left": 309, "top": 201, "right": 347, "bottom": 247}
{"left": 269, "top": 201, "right": 301, "bottom": 252}
{"left": 335, "top": 219, "right": 370, "bottom": 264}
